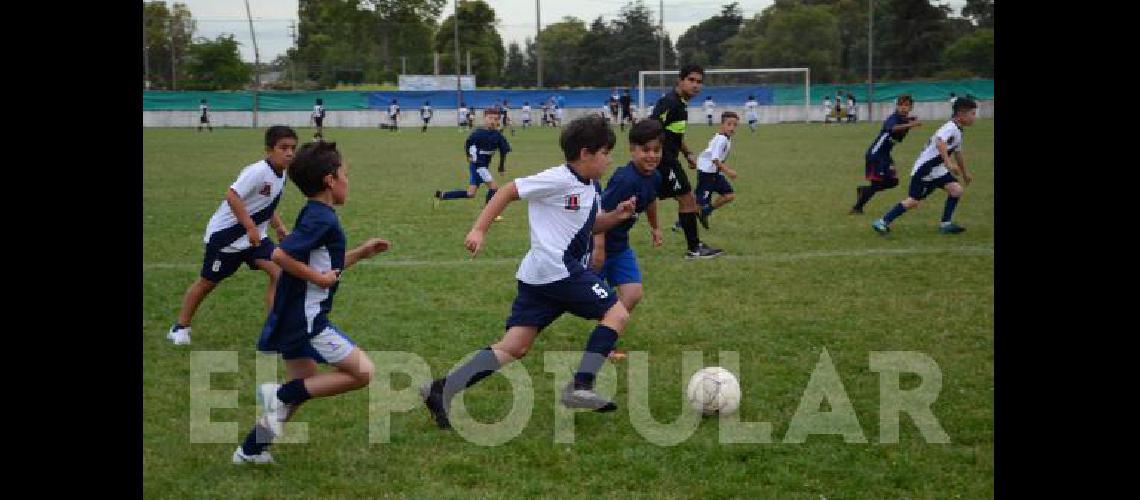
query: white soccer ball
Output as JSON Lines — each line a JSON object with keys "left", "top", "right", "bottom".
{"left": 686, "top": 366, "right": 741, "bottom": 416}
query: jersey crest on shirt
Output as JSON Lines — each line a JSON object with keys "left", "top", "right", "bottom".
{"left": 564, "top": 194, "right": 581, "bottom": 211}
{"left": 259, "top": 182, "right": 272, "bottom": 196}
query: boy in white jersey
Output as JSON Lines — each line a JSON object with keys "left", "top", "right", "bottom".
{"left": 823, "top": 95, "right": 834, "bottom": 124}
{"left": 834, "top": 89, "right": 846, "bottom": 123}
{"left": 744, "top": 95, "right": 759, "bottom": 133}
{"left": 873, "top": 98, "right": 977, "bottom": 235}
{"left": 521, "top": 101, "right": 532, "bottom": 128}
{"left": 311, "top": 98, "right": 326, "bottom": 139}
{"left": 420, "top": 100, "right": 433, "bottom": 133}
{"left": 198, "top": 99, "right": 212, "bottom": 132}
{"left": 166, "top": 126, "right": 298, "bottom": 345}
{"left": 386, "top": 99, "right": 400, "bottom": 131}
{"left": 703, "top": 96, "right": 716, "bottom": 126}
{"left": 676, "top": 111, "right": 739, "bottom": 230}
{"left": 458, "top": 102, "right": 470, "bottom": 129}
{"left": 420, "top": 115, "right": 639, "bottom": 429}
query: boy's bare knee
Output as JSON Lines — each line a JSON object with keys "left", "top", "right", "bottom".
{"left": 902, "top": 198, "right": 919, "bottom": 209}
{"left": 356, "top": 358, "right": 375, "bottom": 387}
{"left": 723, "top": 193, "right": 736, "bottom": 203}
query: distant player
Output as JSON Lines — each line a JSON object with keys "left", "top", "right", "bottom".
{"left": 386, "top": 99, "right": 400, "bottom": 131}
{"left": 232, "top": 140, "right": 391, "bottom": 464}
{"left": 744, "top": 95, "right": 759, "bottom": 133}
{"left": 692, "top": 111, "right": 740, "bottom": 227}
{"left": 502, "top": 99, "right": 515, "bottom": 136}
{"left": 165, "top": 126, "right": 298, "bottom": 345}
{"left": 421, "top": 100, "right": 433, "bottom": 133}
{"left": 458, "top": 102, "right": 471, "bottom": 129}
{"left": 703, "top": 96, "right": 716, "bottom": 126}
{"left": 851, "top": 94, "right": 923, "bottom": 214}
{"left": 311, "top": 98, "right": 326, "bottom": 139}
{"left": 619, "top": 89, "right": 634, "bottom": 130}
{"left": 420, "top": 114, "right": 638, "bottom": 430}
{"left": 872, "top": 98, "right": 978, "bottom": 235}
{"left": 198, "top": 99, "right": 212, "bottom": 132}
{"left": 434, "top": 107, "right": 512, "bottom": 207}
{"left": 521, "top": 101, "right": 532, "bottom": 128}
{"left": 846, "top": 92, "right": 857, "bottom": 123}
{"left": 822, "top": 95, "right": 834, "bottom": 124}
{"left": 608, "top": 93, "right": 621, "bottom": 126}
{"left": 834, "top": 90, "right": 846, "bottom": 124}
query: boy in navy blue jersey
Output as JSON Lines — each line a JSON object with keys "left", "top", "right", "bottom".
{"left": 420, "top": 115, "right": 639, "bottom": 429}
{"left": 166, "top": 126, "right": 297, "bottom": 345}
{"left": 590, "top": 120, "right": 664, "bottom": 361}
{"left": 851, "top": 94, "right": 923, "bottom": 214}
{"left": 233, "top": 141, "right": 391, "bottom": 464}
{"left": 434, "top": 107, "right": 512, "bottom": 208}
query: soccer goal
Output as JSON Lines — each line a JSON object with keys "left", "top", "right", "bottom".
{"left": 637, "top": 68, "right": 811, "bottom": 124}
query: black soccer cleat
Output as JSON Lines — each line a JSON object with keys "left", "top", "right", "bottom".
{"left": 420, "top": 379, "right": 452, "bottom": 430}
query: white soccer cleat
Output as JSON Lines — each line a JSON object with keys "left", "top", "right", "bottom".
{"left": 256, "top": 383, "right": 288, "bottom": 437}
{"left": 166, "top": 325, "right": 191, "bottom": 345}
{"left": 232, "top": 446, "right": 274, "bottom": 464}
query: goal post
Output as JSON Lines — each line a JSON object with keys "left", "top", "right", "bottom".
{"left": 637, "top": 67, "right": 811, "bottom": 124}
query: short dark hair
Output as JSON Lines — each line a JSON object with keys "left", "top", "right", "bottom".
{"left": 265, "top": 125, "right": 298, "bottom": 149}
{"left": 952, "top": 98, "right": 978, "bottom": 115}
{"left": 483, "top": 107, "right": 500, "bottom": 116}
{"left": 896, "top": 94, "right": 914, "bottom": 106}
{"left": 560, "top": 115, "right": 616, "bottom": 161}
{"left": 288, "top": 141, "right": 343, "bottom": 197}
{"left": 720, "top": 111, "right": 739, "bottom": 122}
{"left": 678, "top": 64, "right": 704, "bottom": 80}
{"left": 628, "top": 119, "right": 661, "bottom": 146}
{"left": 316, "top": 98, "right": 323, "bottom": 104}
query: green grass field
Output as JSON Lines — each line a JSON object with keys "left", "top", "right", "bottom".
{"left": 143, "top": 118, "right": 994, "bottom": 498}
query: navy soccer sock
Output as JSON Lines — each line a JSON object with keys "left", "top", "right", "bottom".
{"left": 276, "top": 379, "right": 311, "bottom": 406}
{"left": 486, "top": 188, "right": 497, "bottom": 204}
{"left": 573, "top": 325, "right": 619, "bottom": 389}
{"left": 679, "top": 212, "right": 700, "bottom": 251}
{"left": 854, "top": 185, "right": 877, "bottom": 210}
{"left": 240, "top": 422, "right": 274, "bottom": 455}
{"left": 942, "top": 196, "right": 961, "bottom": 223}
{"left": 882, "top": 203, "right": 908, "bottom": 224}
{"left": 443, "top": 347, "right": 501, "bottom": 399}
{"left": 441, "top": 189, "right": 471, "bottom": 200}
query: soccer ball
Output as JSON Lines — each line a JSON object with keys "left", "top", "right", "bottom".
{"left": 686, "top": 366, "right": 741, "bottom": 416}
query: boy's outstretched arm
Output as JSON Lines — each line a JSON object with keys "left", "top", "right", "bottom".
{"left": 346, "top": 238, "right": 391, "bottom": 268}
{"left": 647, "top": 200, "right": 663, "bottom": 247}
{"left": 465, "top": 181, "right": 520, "bottom": 257}
{"left": 714, "top": 159, "right": 738, "bottom": 179}
{"left": 594, "top": 196, "right": 637, "bottom": 233}
{"left": 270, "top": 212, "right": 288, "bottom": 241}
{"left": 271, "top": 248, "right": 340, "bottom": 289}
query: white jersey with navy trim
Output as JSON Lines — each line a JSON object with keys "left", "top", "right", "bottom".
{"left": 421, "top": 105, "right": 432, "bottom": 119}
{"left": 312, "top": 104, "right": 324, "bottom": 119}
{"left": 203, "top": 159, "right": 286, "bottom": 252}
{"left": 388, "top": 104, "right": 399, "bottom": 117}
{"left": 911, "top": 121, "right": 964, "bottom": 181}
{"left": 200, "top": 104, "right": 209, "bottom": 117}
{"left": 745, "top": 100, "right": 758, "bottom": 119}
{"left": 514, "top": 164, "right": 601, "bottom": 285}
{"left": 704, "top": 100, "right": 715, "bottom": 116}
{"left": 522, "top": 105, "right": 531, "bottom": 120}
{"left": 697, "top": 133, "right": 731, "bottom": 174}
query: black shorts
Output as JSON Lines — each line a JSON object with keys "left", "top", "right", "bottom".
{"left": 314, "top": 117, "right": 324, "bottom": 127}
{"left": 199, "top": 237, "right": 275, "bottom": 283}
{"left": 695, "top": 172, "right": 734, "bottom": 205}
{"left": 200, "top": 115, "right": 209, "bottom": 123}
{"left": 908, "top": 173, "right": 958, "bottom": 200}
{"left": 621, "top": 107, "right": 632, "bottom": 120}
{"left": 422, "top": 117, "right": 431, "bottom": 123}
{"left": 656, "top": 157, "right": 693, "bottom": 199}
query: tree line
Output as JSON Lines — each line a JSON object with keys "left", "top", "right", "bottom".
{"left": 143, "top": 0, "right": 993, "bottom": 91}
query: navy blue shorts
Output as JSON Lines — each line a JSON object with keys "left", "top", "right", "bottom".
{"left": 280, "top": 325, "right": 356, "bottom": 364}
{"left": 468, "top": 164, "right": 494, "bottom": 186}
{"left": 199, "top": 237, "right": 275, "bottom": 283}
{"left": 314, "top": 117, "right": 324, "bottom": 127}
{"left": 600, "top": 247, "right": 642, "bottom": 287}
{"left": 505, "top": 272, "right": 619, "bottom": 330}
{"left": 908, "top": 173, "right": 958, "bottom": 200}
{"left": 695, "top": 172, "right": 734, "bottom": 206}
{"left": 865, "top": 157, "right": 895, "bottom": 181}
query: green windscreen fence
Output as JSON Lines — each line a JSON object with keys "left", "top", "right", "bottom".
{"left": 144, "top": 79, "right": 993, "bottom": 110}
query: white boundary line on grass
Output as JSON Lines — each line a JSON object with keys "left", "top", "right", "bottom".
{"left": 142, "top": 245, "right": 994, "bottom": 270}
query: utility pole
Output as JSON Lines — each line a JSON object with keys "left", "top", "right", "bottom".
{"left": 289, "top": 20, "right": 297, "bottom": 90}
{"left": 658, "top": 0, "right": 664, "bottom": 90}
{"left": 401, "top": 56, "right": 407, "bottom": 75}
{"left": 245, "top": 0, "right": 261, "bottom": 128}
{"left": 868, "top": 0, "right": 874, "bottom": 122}
{"left": 466, "top": 50, "right": 471, "bottom": 77}
{"left": 170, "top": 19, "right": 177, "bottom": 90}
{"left": 536, "top": 0, "right": 542, "bottom": 87}
{"left": 454, "top": 0, "right": 462, "bottom": 110}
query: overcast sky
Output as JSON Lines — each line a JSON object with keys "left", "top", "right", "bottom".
{"left": 178, "top": 0, "right": 968, "bottom": 64}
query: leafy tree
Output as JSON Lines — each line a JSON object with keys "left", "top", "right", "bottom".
{"left": 536, "top": 16, "right": 589, "bottom": 86}
{"left": 501, "top": 41, "right": 529, "bottom": 87}
{"left": 143, "top": 1, "right": 196, "bottom": 89}
{"left": 182, "top": 35, "right": 252, "bottom": 90}
{"left": 962, "top": 0, "right": 994, "bottom": 28}
{"left": 942, "top": 28, "right": 993, "bottom": 77}
{"left": 722, "top": 2, "right": 842, "bottom": 82}
{"left": 434, "top": 0, "right": 506, "bottom": 85}
{"left": 676, "top": 3, "right": 743, "bottom": 68}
